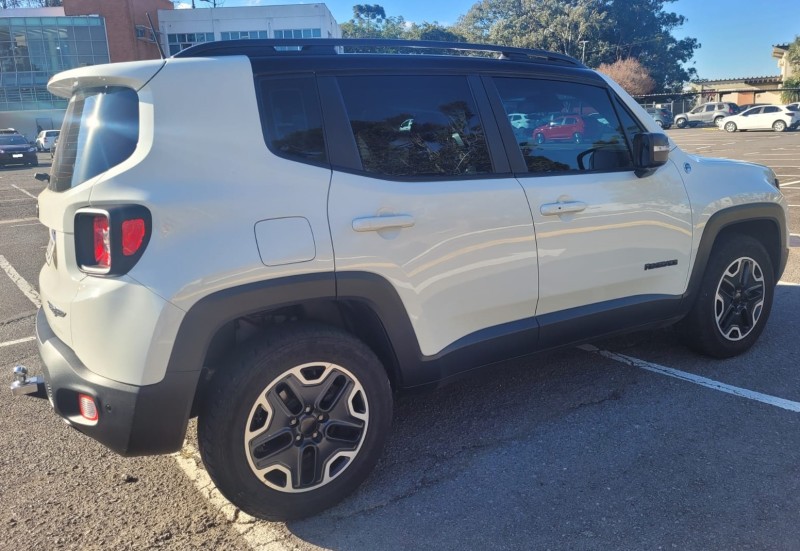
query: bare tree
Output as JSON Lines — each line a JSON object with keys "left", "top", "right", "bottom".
{"left": 0, "top": 0, "right": 62, "bottom": 6}
{"left": 597, "top": 57, "right": 656, "bottom": 96}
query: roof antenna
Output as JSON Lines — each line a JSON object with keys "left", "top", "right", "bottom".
{"left": 146, "top": 12, "right": 165, "bottom": 60}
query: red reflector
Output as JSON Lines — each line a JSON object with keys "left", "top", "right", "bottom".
{"left": 78, "top": 393, "right": 98, "bottom": 422}
{"left": 93, "top": 215, "right": 110, "bottom": 268}
{"left": 122, "top": 218, "right": 146, "bottom": 256}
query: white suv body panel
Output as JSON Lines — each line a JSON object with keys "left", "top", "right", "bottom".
{"left": 39, "top": 56, "right": 336, "bottom": 385}
{"left": 329, "top": 172, "right": 539, "bottom": 356}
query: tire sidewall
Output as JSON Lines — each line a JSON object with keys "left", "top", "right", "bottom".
{"left": 199, "top": 327, "right": 393, "bottom": 520}
{"left": 687, "top": 236, "right": 775, "bottom": 358}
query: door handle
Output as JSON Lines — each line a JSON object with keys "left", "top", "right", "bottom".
{"left": 352, "top": 214, "right": 415, "bottom": 232}
{"left": 540, "top": 201, "right": 587, "bottom": 216}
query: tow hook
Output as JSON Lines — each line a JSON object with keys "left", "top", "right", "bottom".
{"left": 10, "top": 366, "right": 47, "bottom": 398}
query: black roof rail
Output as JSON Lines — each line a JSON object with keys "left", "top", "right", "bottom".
{"left": 173, "top": 38, "right": 584, "bottom": 67}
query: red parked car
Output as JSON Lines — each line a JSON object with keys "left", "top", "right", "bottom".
{"left": 532, "top": 114, "right": 587, "bottom": 143}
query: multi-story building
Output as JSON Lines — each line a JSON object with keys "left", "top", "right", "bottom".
{"left": 158, "top": 4, "right": 340, "bottom": 56}
{"left": 0, "top": 0, "right": 171, "bottom": 139}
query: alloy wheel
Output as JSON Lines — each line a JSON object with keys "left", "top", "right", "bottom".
{"left": 714, "top": 256, "right": 765, "bottom": 341}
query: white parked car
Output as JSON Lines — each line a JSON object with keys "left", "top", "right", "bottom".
{"left": 785, "top": 102, "right": 799, "bottom": 112}
{"left": 12, "top": 38, "right": 789, "bottom": 522}
{"left": 35, "top": 129, "right": 60, "bottom": 151}
{"left": 507, "top": 112, "right": 531, "bottom": 128}
{"left": 720, "top": 105, "right": 800, "bottom": 132}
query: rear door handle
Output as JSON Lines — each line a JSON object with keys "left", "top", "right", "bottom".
{"left": 540, "top": 201, "right": 587, "bottom": 216}
{"left": 352, "top": 214, "right": 415, "bottom": 232}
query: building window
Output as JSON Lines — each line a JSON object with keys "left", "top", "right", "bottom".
{"left": 135, "top": 25, "right": 157, "bottom": 43}
{"left": 0, "top": 16, "right": 107, "bottom": 112}
{"left": 220, "top": 30, "right": 268, "bottom": 41}
{"left": 166, "top": 32, "right": 214, "bottom": 55}
{"left": 274, "top": 29, "right": 322, "bottom": 39}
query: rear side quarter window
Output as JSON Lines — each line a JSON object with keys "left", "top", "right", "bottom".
{"left": 257, "top": 76, "right": 328, "bottom": 166}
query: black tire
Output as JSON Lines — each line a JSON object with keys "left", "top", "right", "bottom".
{"left": 573, "top": 132, "right": 582, "bottom": 143}
{"left": 655, "top": 120, "right": 664, "bottom": 128}
{"left": 29, "top": 159, "right": 39, "bottom": 167}
{"left": 198, "top": 324, "right": 393, "bottom": 521}
{"left": 724, "top": 121, "right": 737, "bottom": 133}
{"left": 675, "top": 118, "right": 687, "bottom": 128}
{"left": 680, "top": 235, "right": 775, "bottom": 358}
{"left": 773, "top": 120, "right": 787, "bottom": 132}
{"left": 714, "top": 116, "right": 725, "bottom": 127}
{"left": 535, "top": 132, "right": 545, "bottom": 144}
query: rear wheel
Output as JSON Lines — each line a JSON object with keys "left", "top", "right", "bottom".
{"left": 724, "top": 121, "right": 737, "bottom": 132}
{"left": 714, "top": 116, "right": 725, "bottom": 127}
{"left": 773, "top": 120, "right": 787, "bottom": 132}
{"left": 655, "top": 120, "right": 664, "bottom": 128}
{"left": 680, "top": 235, "right": 774, "bottom": 358}
{"left": 198, "top": 324, "right": 393, "bottom": 521}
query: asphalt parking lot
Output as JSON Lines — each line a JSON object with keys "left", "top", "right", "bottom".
{"left": 2, "top": 128, "right": 800, "bottom": 550}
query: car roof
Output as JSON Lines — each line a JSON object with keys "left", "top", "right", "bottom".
{"left": 173, "top": 38, "right": 605, "bottom": 85}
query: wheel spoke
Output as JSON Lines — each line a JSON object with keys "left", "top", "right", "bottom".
{"left": 718, "top": 303, "right": 737, "bottom": 332}
{"left": 315, "top": 371, "right": 351, "bottom": 413}
{"left": 325, "top": 418, "right": 365, "bottom": 444}
{"left": 249, "top": 428, "right": 295, "bottom": 469}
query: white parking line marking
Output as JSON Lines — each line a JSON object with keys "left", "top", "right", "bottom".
{"left": 780, "top": 179, "right": 800, "bottom": 186}
{"left": 579, "top": 344, "right": 800, "bottom": 413}
{"left": 0, "top": 217, "right": 37, "bottom": 225}
{"left": 0, "top": 255, "right": 41, "bottom": 308}
{"left": 11, "top": 184, "right": 37, "bottom": 199}
{"left": 0, "top": 336, "right": 35, "bottom": 348}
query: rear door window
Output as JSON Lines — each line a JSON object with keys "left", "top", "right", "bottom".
{"left": 336, "top": 75, "right": 492, "bottom": 178}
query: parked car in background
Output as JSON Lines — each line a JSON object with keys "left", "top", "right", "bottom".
{"left": 35, "top": 129, "right": 60, "bottom": 151}
{"left": 532, "top": 114, "right": 587, "bottom": 143}
{"left": 786, "top": 102, "right": 799, "bottom": 112}
{"left": 674, "top": 102, "right": 739, "bottom": 128}
{"left": 0, "top": 127, "right": 20, "bottom": 135}
{"left": 507, "top": 113, "right": 531, "bottom": 129}
{"left": 645, "top": 107, "right": 673, "bottom": 129}
{"left": 0, "top": 134, "right": 38, "bottom": 167}
{"left": 737, "top": 103, "right": 770, "bottom": 113}
{"left": 721, "top": 105, "right": 800, "bottom": 133}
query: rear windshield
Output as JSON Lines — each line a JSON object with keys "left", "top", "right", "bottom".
{"left": 0, "top": 135, "right": 28, "bottom": 145}
{"left": 50, "top": 86, "right": 139, "bottom": 192}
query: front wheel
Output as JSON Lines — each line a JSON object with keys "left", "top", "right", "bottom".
{"left": 198, "top": 325, "right": 393, "bottom": 521}
{"left": 724, "top": 121, "right": 737, "bottom": 132}
{"left": 679, "top": 235, "right": 775, "bottom": 358}
{"left": 534, "top": 132, "right": 545, "bottom": 144}
{"left": 675, "top": 118, "right": 687, "bottom": 128}
{"left": 573, "top": 132, "right": 582, "bottom": 143}
{"left": 773, "top": 120, "right": 787, "bottom": 132}
{"left": 714, "top": 116, "right": 725, "bottom": 127}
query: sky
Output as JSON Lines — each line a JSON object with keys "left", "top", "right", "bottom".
{"left": 204, "top": 0, "right": 798, "bottom": 81}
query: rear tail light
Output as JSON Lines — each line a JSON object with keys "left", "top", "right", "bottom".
{"left": 75, "top": 206, "right": 151, "bottom": 275}
{"left": 78, "top": 393, "right": 98, "bottom": 422}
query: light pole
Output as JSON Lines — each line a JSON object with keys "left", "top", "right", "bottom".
{"left": 579, "top": 40, "right": 588, "bottom": 64}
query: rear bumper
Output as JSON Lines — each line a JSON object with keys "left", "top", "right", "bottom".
{"left": 36, "top": 308, "right": 200, "bottom": 456}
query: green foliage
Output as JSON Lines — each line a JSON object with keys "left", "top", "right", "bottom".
{"left": 786, "top": 35, "right": 800, "bottom": 72}
{"left": 453, "top": 0, "right": 699, "bottom": 93}
{"left": 781, "top": 76, "right": 800, "bottom": 104}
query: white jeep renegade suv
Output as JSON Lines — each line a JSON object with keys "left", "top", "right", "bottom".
{"left": 16, "top": 39, "right": 788, "bottom": 520}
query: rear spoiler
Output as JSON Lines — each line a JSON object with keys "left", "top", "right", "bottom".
{"left": 47, "top": 59, "right": 167, "bottom": 99}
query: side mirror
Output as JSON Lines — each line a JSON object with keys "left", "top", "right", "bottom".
{"left": 633, "top": 133, "right": 669, "bottom": 178}
{"left": 34, "top": 172, "right": 50, "bottom": 182}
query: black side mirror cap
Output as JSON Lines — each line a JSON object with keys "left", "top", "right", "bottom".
{"left": 633, "top": 132, "right": 670, "bottom": 178}
{"left": 34, "top": 172, "right": 50, "bottom": 182}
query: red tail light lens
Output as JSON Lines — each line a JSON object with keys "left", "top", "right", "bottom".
{"left": 122, "top": 218, "right": 146, "bottom": 256}
{"left": 93, "top": 215, "right": 110, "bottom": 268}
{"left": 76, "top": 206, "right": 151, "bottom": 275}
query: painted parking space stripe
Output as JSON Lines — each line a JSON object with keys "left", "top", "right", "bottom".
{"left": 579, "top": 343, "right": 800, "bottom": 414}
{"left": 0, "top": 255, "right": 41, "bottom": 308}
{"left": 11, "top": 184, "right": 37, "bottom": 199}
{"left": 0, "top": 217, "right": 37, "bottom": 225}
{"left": 0, "top": 336, "right": 35, "bottom": 348}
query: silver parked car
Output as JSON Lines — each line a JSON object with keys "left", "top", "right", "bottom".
{"left": 674, "top": 102, "right": 739, "bottom": 128}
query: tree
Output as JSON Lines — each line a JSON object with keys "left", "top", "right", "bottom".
{"left": 0, "top": 0, "right": 62, "bottom": 6}
{"left": 597, "top": 58, "right": 655, "bottom": 95}
{"left": 781, "top": 76, "right": 800, "bottom": 103}
{"left": 786, "top": 35, "right": 800, "bottom": 72}
{"left": 454, "top": 0, "right": 699, "bottom": 93}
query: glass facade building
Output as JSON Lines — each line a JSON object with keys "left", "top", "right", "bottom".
{"left": 0, "top": 16, "right": 109, "bottom": 112}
